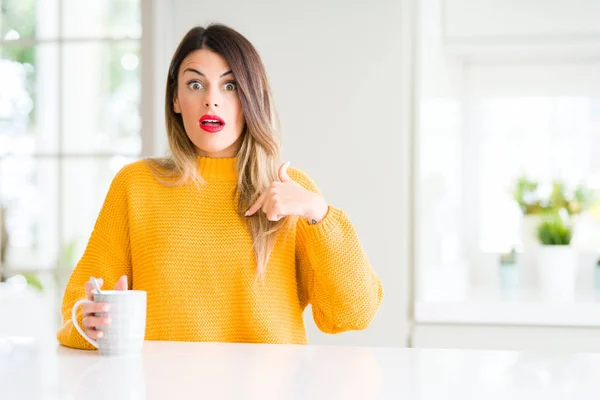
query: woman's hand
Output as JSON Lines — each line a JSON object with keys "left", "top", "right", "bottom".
{"left": 245, "top": 162, "right": 328, "bottom": 224}
{"left": 80, "top": 276, "right": 128, "bottom": 340}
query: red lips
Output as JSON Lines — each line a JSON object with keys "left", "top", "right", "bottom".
{"left": 199, "top": 114, "right": 226, "bottom": 133}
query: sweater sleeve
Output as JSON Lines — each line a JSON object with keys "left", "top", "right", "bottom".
{"left": 56, "top": 167, "right": 133, "bottom": 349}
{"left": 290, "top": 168, "right": 384, "bottom": 334}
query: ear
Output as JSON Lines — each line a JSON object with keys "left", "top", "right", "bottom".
{"left": 173, "top": 93, "right": 181, "bottom": 114}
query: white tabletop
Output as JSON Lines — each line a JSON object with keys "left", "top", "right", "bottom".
{"left": 2, "top": 337, "right": 600, "bottom": 400}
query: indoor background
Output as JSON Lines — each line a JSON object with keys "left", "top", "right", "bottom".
{"left": 1, "top": 0, "right": 600, "bottom": 352}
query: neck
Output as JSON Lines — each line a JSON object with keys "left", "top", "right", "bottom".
{"left": 195, "top": 137, "right": 243, "bottom": 159}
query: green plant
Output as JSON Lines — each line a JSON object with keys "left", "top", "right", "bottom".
{"left": 23, "top": 273, "right": 43, "bottom": 292}
{"left": 512, "top": 175, "right": 544, "bottom": 215}
{"left": 512, "top": 176, "right": 595, "bottom": 216}
{"left": 537, "top": 217, "right": 573, "bottom": 245}
{"left": 567, "top": 184, "right": 595, "bottom": 215}
{"left": 544, "top": 181, "right": 595, "bottom": 216}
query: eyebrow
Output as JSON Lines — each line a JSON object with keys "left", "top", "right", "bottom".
{"left": 183, "top": 68, "right": 233, "bottom": 78}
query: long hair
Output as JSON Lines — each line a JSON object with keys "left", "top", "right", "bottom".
{"left": 146, "top": 24, "right": 285, "bottom": 278}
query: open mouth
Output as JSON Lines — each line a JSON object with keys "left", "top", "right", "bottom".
{"left": 200, "top": 119, "right": 224, "bottom": 126}
{"left": 199, "top": 114, "right": 225, "bottom": 133}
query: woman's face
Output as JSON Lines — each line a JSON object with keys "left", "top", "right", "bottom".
{"left": 173, "top": 49, "right": 245, "bottom": 158}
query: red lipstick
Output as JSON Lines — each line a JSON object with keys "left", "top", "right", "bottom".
{"left": 199, "top": 114, "right": 225, "bottom": 133}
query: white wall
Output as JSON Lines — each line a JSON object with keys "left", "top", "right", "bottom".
{"left": 150, "top": 0, "right": 414, "bottom": 347}
{"left": 415, "top": 0, "right": 466, "bottom": 295}
{"left": 443, "top": 0, "right": 600, "bottom": 40}
{"left": 441, "top": 0, "right": 600, "bottom": 62}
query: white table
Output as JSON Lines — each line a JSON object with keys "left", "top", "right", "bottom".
{"left": 2, "top": 337, "right": 600, "bottom": 399}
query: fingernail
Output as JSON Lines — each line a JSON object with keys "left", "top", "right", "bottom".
{"left": 97, "top": 332, "right": 104, "bottom": 339}
{"left": 103, "top": 305, "right": 110, "bottom": 312}
{"left": 244, "top": 210, "right": 250, "bottom": 216}
{"left": 105, "top": 317, "right": 111, "bottom": 324}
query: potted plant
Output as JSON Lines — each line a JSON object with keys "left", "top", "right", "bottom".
{"left": 536, "top": 216, "right": 577, "bottom": 301}
{"left": 511, "top": 175, "right": 547, "bottom": 250}
{"left": 512, "top": 177, "right": 595, "bottom": 249}
{"left": 550, "top": 182, "right": 594, "bottom": 216}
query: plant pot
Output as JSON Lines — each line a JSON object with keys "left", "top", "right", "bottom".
{"left": 518, "top": 215, "right": 545, "bottom": 289}
{"left": 521, "top": 214, "right": 544, "bottom": 250}
{"left": 537, "top": 245, "right": 578, "bottom": 301}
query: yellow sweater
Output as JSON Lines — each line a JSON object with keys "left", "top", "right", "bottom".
{"left": 57, "top": 157, "right": 383, "bottom": 348}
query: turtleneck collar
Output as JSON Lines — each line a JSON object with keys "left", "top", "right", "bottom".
{"left": 197, "top": 156, "right": 238, "bottom": 181}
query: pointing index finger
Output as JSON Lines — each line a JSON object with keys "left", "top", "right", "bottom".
{"left": 245, "top": 191, "right": 267, "bottom": 216}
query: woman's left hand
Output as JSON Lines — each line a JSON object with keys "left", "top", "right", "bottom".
{"left": 245, "top": 161, "right": 328, "bottom": 224}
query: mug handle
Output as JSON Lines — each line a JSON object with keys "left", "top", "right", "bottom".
{"left": 71, "top": 299, "right": 99, "bottom": 349}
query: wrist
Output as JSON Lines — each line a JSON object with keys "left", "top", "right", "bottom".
{"left": 304, "top": 195, "right": 328, "bottom": 224}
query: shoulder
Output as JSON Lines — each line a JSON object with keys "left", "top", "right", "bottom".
{"left": 109, "top": 159, "right": 157, "bottom": 190}
{"left": 287, "top": 166, "right": 321, "bottom": 194}
{"left": 115, "top": 159, "right": 152, "bottom": 180}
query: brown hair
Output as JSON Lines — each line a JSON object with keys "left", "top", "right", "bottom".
{"left": 146, "top": 23, "right": 286, "bottom": 278}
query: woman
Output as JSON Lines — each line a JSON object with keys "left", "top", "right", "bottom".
{"left": 57, "top": 24, "right": 383, "bottom": 348}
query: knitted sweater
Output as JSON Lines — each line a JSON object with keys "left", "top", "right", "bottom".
{"left": 57, "top": 157, "right": 383, "bottom": 348}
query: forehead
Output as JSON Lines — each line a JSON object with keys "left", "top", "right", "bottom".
{"left": 179, "top": 49, "right": 231, "bottom": 76}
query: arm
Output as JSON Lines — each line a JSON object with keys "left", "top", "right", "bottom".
{"left": 56, "top": 168, "right": 133, "bottom": 349}
{"left": 291, "top": 169, "right": 384, "bottom": 334}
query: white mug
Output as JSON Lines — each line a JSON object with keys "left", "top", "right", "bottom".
{"left": 72, "top": 290, "right": 147, "bottom": 356}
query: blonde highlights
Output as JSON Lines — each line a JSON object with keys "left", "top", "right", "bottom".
{"left": 147, "top": 24, "right": 286, "bottom": 277}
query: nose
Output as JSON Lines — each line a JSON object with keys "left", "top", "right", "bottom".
{"left": 204, "top": 86, "right": 221, "bottom": 108}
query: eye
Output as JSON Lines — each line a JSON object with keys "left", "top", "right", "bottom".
{"left": 224, "top": 81, "right": 237, "bottom": 91}
{"left": 187, "top": 80, "right": 203, "bottom": 90}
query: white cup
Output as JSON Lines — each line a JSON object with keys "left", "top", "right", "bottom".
{"left": 72, "top": 290, "right": 147, "bottom": 356}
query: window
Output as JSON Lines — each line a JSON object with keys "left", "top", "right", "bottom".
{"left": 417, "top": 62, "right": 600, "bottom": 287}
{"left": 477, "top": 96, "right": 600, "bottom": 253}
{"left": 0, "top": 0, "right": 142, "bottom": 271}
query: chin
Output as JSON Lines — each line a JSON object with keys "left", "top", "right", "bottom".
{"left": 188, "top": 128, "right": 242, "bottom": 157}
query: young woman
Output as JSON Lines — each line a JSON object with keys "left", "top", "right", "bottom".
{"left": 57, "top": 24, "right": 383, "bottom": 348}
